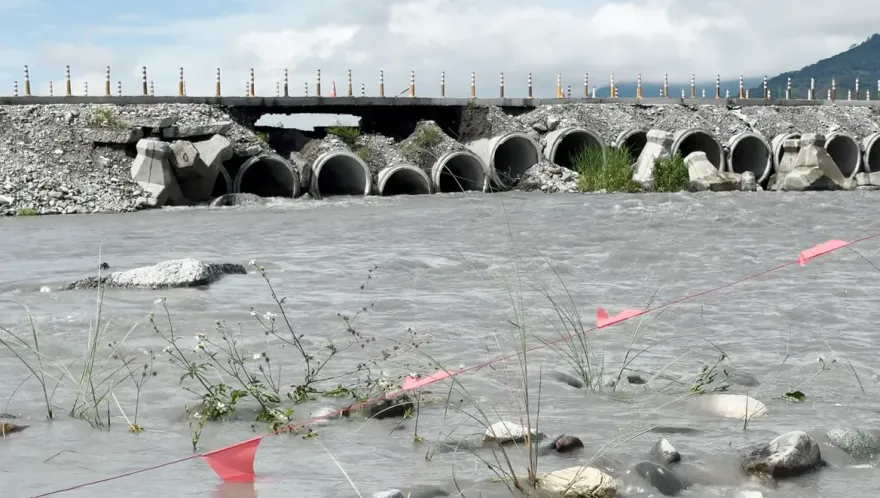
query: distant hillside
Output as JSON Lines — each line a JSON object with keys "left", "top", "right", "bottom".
{"left": 595, "top": 78, "right": 763, "bottom": 98}
{"left": 749, "top": 34, "right": 880, "bottom": 98}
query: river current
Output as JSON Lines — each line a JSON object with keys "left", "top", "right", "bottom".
{"left": 1, "top": 191, "right": 879, "bottom": 497}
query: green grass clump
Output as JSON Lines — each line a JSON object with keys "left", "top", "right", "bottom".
{"left": 254, "top": 131, "right": 269, "bottom": 144}
{"left": 652, "top": 153, "right": 690, "bottom": 192}
{"left": 574, "top": 146, "right": 642, "bottom": 193}
{"left": 401, "top": 124, "right": 443, "bottom": 166}
{"left": 88, "top": 108, "right": 123, "bottom": 128}
{"left": 16, "top": 207, "right": 36, "bottom": 216}
{"left": 327, "top": 126, "right": 361, "bottom": 147}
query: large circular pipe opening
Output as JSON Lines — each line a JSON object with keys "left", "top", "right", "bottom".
{"left": 311, "top": 150, "right": 372, "bottom": 198}
{"left": 771, "top": 132, "right": 800, "bottom": 172}
{"left": 864, "top": 133, "right": 880, "bottom": 172}
{"left": 211, "top": 165, "right": 233, "bottom": 197}
{"left": 378, "top": 164, "right": 432, "bottom": 196}
{"left": 727, "top": 132, "right": 772, "bottom": 183}
{"left": 672, "top": 128, "right": 723, "bottom": 169}
{"left": 614, "top": 129, "right": 648, "bottom": 160}
{"left": 546, "top": 128, "right": 604, "bottom": 169}
{"left": 493, "top": 134, "right": 541, "bottom": 186}
{"left": 234, "top": 154, "right": 301, "bottom": 198}
{"left": 825, "top": 132, "right": 862, "bottom": 177}
{"left": 432, "top": 150, "right": 488, "bottom": 193}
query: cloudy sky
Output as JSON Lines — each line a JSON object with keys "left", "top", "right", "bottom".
{"left": 0, "top": 0, "right": 874, "bottom": 103}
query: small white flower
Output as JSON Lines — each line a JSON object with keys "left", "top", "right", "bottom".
{"left": 263, "top": 312, "right": 277, "bottom": 321}
{"left": 154, "top": 298, "right": 163, "bottom": 305}
{"left": 163, "top": 346, "right": 172, "bottom": 353}
{"left": 253, "top": 353, "right": 262, "bottom": 360}
{"left": 216, "top": 402, "right": 226, "bottom": 410}
{"left": 250, "top": 310, "right": 257, "bottom": 317}
{"left": 196, "top": 332, "right": 206, "bottom": 339}
{"left": 193, "top": 412, "right": 202, "bottom": 419}
{"left": 249, "top": 259, "right": 256, "bottom": 266}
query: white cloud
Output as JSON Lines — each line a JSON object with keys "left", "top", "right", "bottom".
{"left": 3, "top": 0, "right": 878, "bottom": 101}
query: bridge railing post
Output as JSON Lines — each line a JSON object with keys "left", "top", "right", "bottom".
{"left": 117, "top": 81, "right": 122, "bottom": 97}
{"left": 470, "top": 72, "right": 475, "bottom": 99}
{"left": 316, "top": 70, "right": 321, "bottom": 97}
{"left": 216, "top": 68, "right": 221, "bottom": 97}
{"left": 379, "top": 70, "right": 384, "bottom": 98}
{"left": 440, "top": 71, "right": 444, "bottom": 98}
{"left": 13, "top": 80, "right": 18, "bottom": 97}
{"left": 249, "top": 68, "right": 255, "bottom": 97}
{"left": 66, "top": 65, "right": 72, "bottom": 96}
{"left": 24, "top": 65, "right": 31, "bottom": 96}
{"left": 499, "top": 72, "right": 504, "bottom": 98}
{"left": 283, "top": 69, "right": 288, "bottom": 97}
{"left": 49, "top": 80, "right": 53, "bottom": 96}
{"left": 142, "top": 66, "right": 148, "bottom": 96}
{"left": 104, "top": 66, "right": 111, "bottom": 96}
{"left": 347, "top": 69, "right": 353, "bottom": 97}
{"left": 178, "top": 67, "right": 184, "bottom": 97}
{"left": 527, "top": 73, "right": 532, "bottom": 99}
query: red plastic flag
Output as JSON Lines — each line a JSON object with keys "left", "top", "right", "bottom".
{"left": 798, "top": 239, "right": 849, "bottom": 266}
{"left": 596, "top": 307, "right": 645, "bottom": 328}
{"left": 203, "top": 436, "right": 263, "bottom": 482}
{"left": 401, "top": 369, "right": 459, "bottom": 391}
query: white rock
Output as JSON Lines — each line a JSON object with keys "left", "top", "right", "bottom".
{"left": 482, "top": 420, "right": 538, "bottom": 444}
{"left": 66, "top": 258, "right": 247, "bottom": 290}
{"left": 694, "top": 394, "right": 768, "bottom": 420}
{"left": 537, "top": 466, "right": 617, "bottom": 498}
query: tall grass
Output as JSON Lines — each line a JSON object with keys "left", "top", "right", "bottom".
{"left": 574, "top": 146, "right": 642, "bottom": 193}
{"left": 653, "top": 153, "right": 690, "bottom": 192}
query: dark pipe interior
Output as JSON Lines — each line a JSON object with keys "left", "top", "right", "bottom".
{"left": 620, "top": 131, "right": 648, "bottom": 160}
{"left": 438, "top": 155, "right": 484, "bottom": 192}
{"left": 238, "top": 158, "right": 295, "bottom": 197}
{"left": 826, "top": 135, "right": 860, "bottom": 177}
{"left": 493, "top": 137, "right": 539, "bottom": 185}
{"left": 316, "top": 156, "right": 368, "bottom": 196}
{"left": 554, "top": 132, "right": 602, "bottom": 170}
{"left": 776, "top": 134, "right": 800, "bottom": 167}
{"left": 211, "top": 171, "right": 231, "bottom": 197}
{"left": 868, "top": 140, "right": 880, "bottom": 172}
{"left": 730, "top": 136, "right": 770, "bottom": 177}
{"left": 676, "top": 133, "right": 722, "bottom": 168}
{"left": 382, "top": 169, "right": 431, "bottom": 196}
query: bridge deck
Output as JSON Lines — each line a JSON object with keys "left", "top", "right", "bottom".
{"left": 0, "top": 96, "right": 878, "bottom": 109}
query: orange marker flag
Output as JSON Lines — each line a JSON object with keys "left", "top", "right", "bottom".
{"left": 798, "top": 239, "right": 849, "bottom": 266}
{"left": 203, "top": 437, "right": 262, "bottom": 482}
{"left": 596, "top": 307, "right": 645, "bottom": 328}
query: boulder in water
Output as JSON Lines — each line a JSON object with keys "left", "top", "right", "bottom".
{"left": 482, "top": 420, "right": 542, "bottom": 444}
{"left": 0, "top": 422, "right": 28, "bottom": 435}
{"left": 742, "top": 430, "right": 824, "bottom": 479}
{"left": 372, "top": 490, "right": 404, "bottom": 498}
{"left": 651, "top": 438, "right": 682, "bottom": 464}
{"left": 209, "top": 193, "right": 268, "bottom": 207}
{"left": 537, "top": 466, "right": 617, "bottom": 498}
{"left": 65, "top": 258, "right": 247, "bottom": 290}
{"left": 634, "top": 461, "right": 688, "bottom": 496}
{"left": 826, "top": 426, "right": 878, "bottom": 458}
{"left": 693, "top": 393, "right": 768, "bottom": 420}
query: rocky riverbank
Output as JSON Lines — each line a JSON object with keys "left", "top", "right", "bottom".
{"left": 1, "top": 102, "right": 879, "bottom": 216}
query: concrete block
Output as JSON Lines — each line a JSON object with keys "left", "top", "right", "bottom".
{"left": 685, "top": 151, "right": 740, "bottom": 192}
{"left": 130, "top": 139, "right": 186, "bottom": 206}
{"left": 178, "top": 135, "right": 233, "bottom": 202}
{"left": 131, "top": 116, "right": 178, "bottom": 129}
{"left": 632, "top": 129, "right": 674, "bottom": 188}
{"left": 168, "top": 140, "right": 201, "bottom": 180}
{"left": 777, "top": 133, "right": 853, "bottom": 191}
{"left": 82, "top": 127, "right": 144, "bottom": 144}
{"left": 162, "top": 122, "right": 233, "bottom": 139}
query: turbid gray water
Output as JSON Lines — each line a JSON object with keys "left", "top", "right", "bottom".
{"left": 2, "top": 191, "right": 880, "bottom": 497}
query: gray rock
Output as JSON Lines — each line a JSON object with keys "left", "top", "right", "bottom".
{"left": 686, "top": 151, "right": 741, "bottom": 192}
{"left": 372, "top": 490, "right": 404, "bottom": 498}
{"left": 550, "top": 371, "right": 584, "bottom": 389}
{"left": 64, "top": 258, "right": 247, "bottom": 290}
{"left": 162, "top": 121, "right": 234, "bottom": 139}
{"left": 827, "top": 427, "right": 878, "bottom": 458}
{"left": 82, "top": 127, "right": 144, "bottom": 144}
{"left": 634, "top": 461, "right": 688, "bottom": 496}
{"left": 740, "top": 171, "right": 757, "bottom": 191}
{"left": 633, "top": 129, "right": 673, "bottom": 188}
{"left": 130, "top": 116, "right": 177, "bottom": 129}
{"left": 515, "top": 161, "right": 579, "bottom": 193}
{"left": 168, "top": 140, "right": 201, "bottom": 180}
{"left": 775, "top": 134, "right": 853, "bottom": 191}
{"left": 0, "top": 195, "right": 12, "bottom": 206}
{"left": 651, "top": 438, "right": 682, "bottom": 464}
{"left": 130, "top": 139, "right": 186, "bottom": 207}
{"left": 209, "top": 193, "right": 267, "bottom": 207}
{"left": 742, "top": 430, "right": 824, "bottom": 479}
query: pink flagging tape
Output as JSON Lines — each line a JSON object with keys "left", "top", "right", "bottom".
{"left": 596, "top": 307, "right": 646, "bottom": 328}
{"left": 401, "top": 369, "right": 461, "bottom": 391}
{"left": 202, "top": 437, "right": 262, "bottom": 482}
{"left": 798, "top": 239, "right": 850, "bottom": 266}
{"left": 31, "top": 232, "right": 880, "bottom": 496}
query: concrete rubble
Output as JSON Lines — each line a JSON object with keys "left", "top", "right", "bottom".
{"left": 64, "top": 258, "right": 247, "bottom": 290}
{"left": 2, "top": 101, "right": 880, "bottom": 216}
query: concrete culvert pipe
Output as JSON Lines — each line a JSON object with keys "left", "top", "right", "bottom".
{"left": 727, "top": 132, "right": 772, "bottom": 183}
{"left": 211, "top": 165, "right": 233, "bottom": 197}
{"left": 825, "top": 132, "right": 863, "bottom": 178}
{"left": 544, "top": 127, "right": 605, "bottom": 169}
{"left": 771, "top": 132, "right": 800, "bottom": 173}
{"left": 613, "top": 128, "right": 648, "bottom": 159}
{"left": 377, "top": 163, "right": 432, "bottom": 196}
{"left": 431, "top": 150, "right": 489, "bottom": 193}
{"left": 310, "top": 150, "right": 373, "bottom": 199}
{"left": 671, "top": 128, "right": 724, "bottom": 169}
{"left": 467, "top": 133, "right": 540, "bottom": 189}
{"left": 863, "top": 133, "right": 880, "bottom": 172}
{"left": 234, "top": 154, "right": 301, "bottom": 198}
